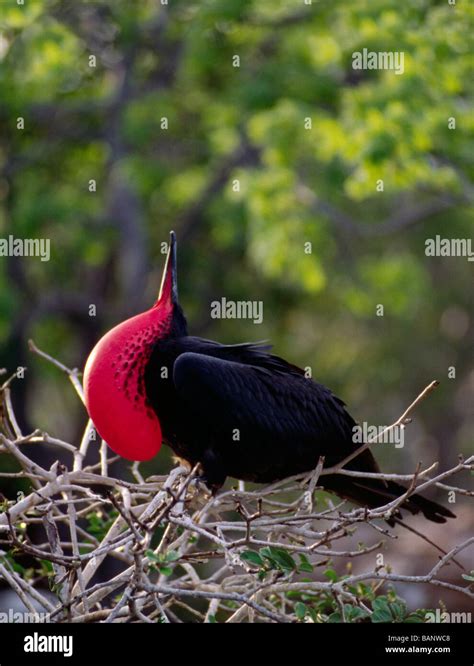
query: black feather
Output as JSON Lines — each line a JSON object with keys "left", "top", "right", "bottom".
{"left": 144, "top": 334, "right": 455, "bottom": 524}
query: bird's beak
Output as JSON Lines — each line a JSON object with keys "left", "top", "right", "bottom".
{"left": 156, "top": 230, "right": 178, "bottom": 306}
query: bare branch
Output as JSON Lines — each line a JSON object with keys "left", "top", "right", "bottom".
{"left": 0, "top": 350, "right": 471, "bottom": 624}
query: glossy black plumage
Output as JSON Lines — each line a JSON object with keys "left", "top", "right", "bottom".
{"left": 144, "top": 333, "right": 454, "bottom": 524}
{"left": 142, "top": 233, "right": 455, "bottom": 524}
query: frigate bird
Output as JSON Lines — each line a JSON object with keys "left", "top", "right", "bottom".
{"left": 84, "top": 232, "right": 455, "bottom": 524}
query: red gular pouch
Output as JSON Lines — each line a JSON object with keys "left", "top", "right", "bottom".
{"left": 83, "top": 232, "right": 178, "bottom": 461}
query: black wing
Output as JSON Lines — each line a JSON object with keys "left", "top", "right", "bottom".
{"left": 172, "top": 350, "right": 367, "bottom": 482}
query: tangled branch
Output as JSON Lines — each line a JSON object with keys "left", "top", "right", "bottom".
{"left": 0, "top": 344, "right": 472, "bottom": 623}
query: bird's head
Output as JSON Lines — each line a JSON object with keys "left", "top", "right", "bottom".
{"left": 83, "top": 231, "right": 185, "bottom": 461}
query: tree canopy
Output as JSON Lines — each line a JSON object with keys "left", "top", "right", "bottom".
{"left": 0, "top": 0, "right": 472, "bottom": 478}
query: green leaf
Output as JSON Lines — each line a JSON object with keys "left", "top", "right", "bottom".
{"left": 372, "top": 611, "right": 391, "bottom": 623}
{"left": 345, "top": 605, "right": 368, "bottom": 621}
{"left": 146, "top": 549, "right": 160, "bottom": 562}
{"left": 389, "top": 601, "right": 406, "bottom": 620}
{"left": 165, "top": 550, "right": 180, "bottom": 562}
{"left": 324, "top": 568, "right": 339, "bottom": 582}
{"left": 373, "top": 597, "right": 390, "bottom": 612}
{"left": 158, "top": 566, "right": 173, "bottom": 577}
{"left": 307, "top": 606, "right": 319, "bottom": 623}
{"left": 327, "top": 612, "right": 342, "bottom": 623}
{"left": 39, "top": 559, "right": 54, "bottom": 577}
{"left": 240, "top": 550, "right": 264, "bottom": 567}
{"left": 371, "top": 598, "right": 393, "bottom": 622}
{"left": 2, "top": 553, "right": 26, "bottom": 576}
{"left": 356, "top": 583, "right": 371, "bottom": 598}
{"left": 259, "top": 547, "right": 296, "bottom": 571}
{"left": 298, "top": 553, "right": 314, "bottom": 573}
{"left": 147, "top": 549, "right": 179, "bottom": 565}
{"left": 295, "top": 602, "right": 307, "bottom": 620}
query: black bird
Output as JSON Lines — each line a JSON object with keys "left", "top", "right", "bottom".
{"left": 84, "top": 232, "right": 455, "bottom": 524}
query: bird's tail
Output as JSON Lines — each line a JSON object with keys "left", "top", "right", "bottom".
{"left": 324, "top": 476, "right": 456, "bottom": 525}
{"left": 324, "top": 475, "right": 462, "bottom": 568}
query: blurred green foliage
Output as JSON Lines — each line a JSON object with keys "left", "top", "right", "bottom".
{"left": 0, "top": 0, "right": 472, "bottom": 477}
